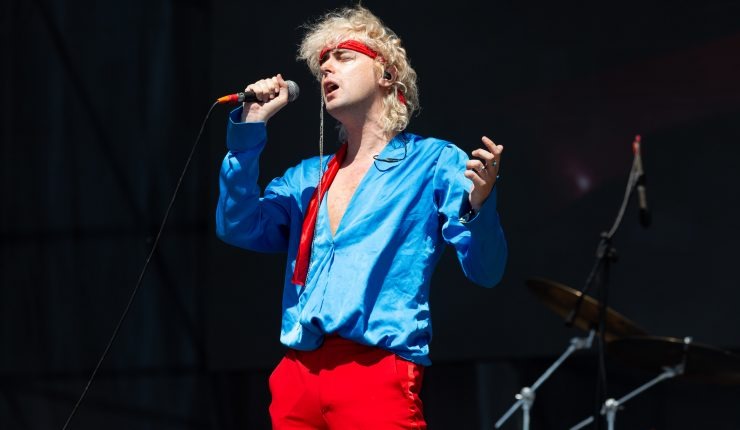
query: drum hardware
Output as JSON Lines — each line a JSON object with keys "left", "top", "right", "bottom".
{"left": 495, "top": 277, "right": 648, "bottom": 429}
{"left": 495, "top": 330, "right": 595, "bottom": 430}
{"left": 569, "top": 335, "right": 740, "bottom": 429}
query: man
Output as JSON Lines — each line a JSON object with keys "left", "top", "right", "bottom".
{"left": 216, "top": 5, "right": 506, "bottom": 429}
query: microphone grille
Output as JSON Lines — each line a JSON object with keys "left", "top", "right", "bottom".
{"left": 286, "top": 80, "right": 300, "bottom": 102}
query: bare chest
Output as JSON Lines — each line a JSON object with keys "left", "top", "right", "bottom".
{"left": 327, "top": 163, "right": 373, "bottom": 236}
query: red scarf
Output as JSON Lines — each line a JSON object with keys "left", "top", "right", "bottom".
{"left": 291, "top": 143, "right": 348, "bottom": 286}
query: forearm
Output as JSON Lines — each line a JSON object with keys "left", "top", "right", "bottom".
{"left": 457, "top": 189, "right": 508, "bottom": 287}
{"left": 215, "top": 110, "right": 290, "bottom": 252}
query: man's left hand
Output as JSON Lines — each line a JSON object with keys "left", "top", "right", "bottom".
{"left": 464, "top": 136, "right": 503, "bottom": 212}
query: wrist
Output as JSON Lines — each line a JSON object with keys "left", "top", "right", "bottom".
{"left": 469, "top": 196, "right": 482, "bottom": 213}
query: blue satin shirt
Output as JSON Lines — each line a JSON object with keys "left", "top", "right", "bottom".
{"left": 216, "top": 108, "right": 507, "bottom": 365}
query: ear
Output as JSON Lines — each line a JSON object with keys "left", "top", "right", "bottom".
{"left": 378, "top": 66, "right": 396, "bottom": 88}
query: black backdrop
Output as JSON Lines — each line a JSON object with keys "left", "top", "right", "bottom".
{"left": 2, "top": 0, "right": 740, "bottom": 428}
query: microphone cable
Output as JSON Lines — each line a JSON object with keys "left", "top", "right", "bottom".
{"left": 60, "top": 100, "right": 220, "bottom": 430}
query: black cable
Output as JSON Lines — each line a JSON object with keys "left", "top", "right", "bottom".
{"left": 563, "top": 153, "right": 640, "bottom": 429}
{"left": 60, "top": 101, "right": 220, "bottom": 430}
{"left": 565, "top": 161, "right": 639, "bottom": 330}
{"left": 373, "top": 132, "right": 409, "bottom": 163}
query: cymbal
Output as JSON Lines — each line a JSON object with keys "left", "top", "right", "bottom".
{"left": 608, "top": 336, "right": 740, "bottom": 385}
{"left": 526, "top": 277, "right": 648, "bottom": 341}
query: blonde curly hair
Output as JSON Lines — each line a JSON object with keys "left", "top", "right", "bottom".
{"left": 298, "top": 5, "right": 419, "bottom": 137}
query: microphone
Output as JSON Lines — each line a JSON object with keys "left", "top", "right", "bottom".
{"left": 216, "top": 80, "right": 300, "bottom": 104}
{"left": 632, "top": 135, "right": 651, "bottom": 227}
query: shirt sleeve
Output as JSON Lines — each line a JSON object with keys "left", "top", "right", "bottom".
{"left": 215, "top": 107, "right": 294, "bottom": 253}
{"left": 433, "top": 143, "right": 508, "bottom": 287}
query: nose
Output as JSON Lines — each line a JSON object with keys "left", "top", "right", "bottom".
{"left": 320, "top": 56, "right": 335, "bottom": 76}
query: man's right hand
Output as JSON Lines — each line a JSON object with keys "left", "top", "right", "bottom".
{"left": 241, "top": 74, "right": 290, "bottom": 123}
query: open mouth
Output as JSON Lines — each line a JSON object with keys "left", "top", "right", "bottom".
{"left": 324, "top": 82, "right": 339, "bottom": 96}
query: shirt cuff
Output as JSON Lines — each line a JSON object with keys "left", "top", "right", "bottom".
{"left": 459, "top": 186, "right": 500, "bottom": 224}
{"left": 226, "top": 106, "right": 267, "bottom": 152}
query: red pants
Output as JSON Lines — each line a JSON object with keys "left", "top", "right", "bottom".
{"left": 268, "top": 336, "right": 427, "bottom": 429}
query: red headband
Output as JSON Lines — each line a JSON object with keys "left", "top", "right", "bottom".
{"left": 320, "top": 39, "right": 378, "bottom": 62}
{"left": 319, "top": 39, "right": 407, "bottom": 105}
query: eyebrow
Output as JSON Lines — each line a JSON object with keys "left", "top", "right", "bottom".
{"left": 319, "top": 49, "right": 355, "bottom": 64}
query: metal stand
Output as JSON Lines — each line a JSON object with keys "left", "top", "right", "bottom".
{"left": 569, "top": 337, "right": 691, "bottom": 430}
{"left": 568, "top": 364, "right": 682, "bottom": 430}
{"left": 495, "top": 330, "right": 595, "bottom": 429}
{"left": 564, "top": 137, "right": 644, "bottom": 428}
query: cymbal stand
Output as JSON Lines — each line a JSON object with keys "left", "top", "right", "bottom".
{"left": 495, "top": 330, "right": 595, "bottom": 429}
{"left": 565, "top": 138, "right": 643, "bottom": 428}
{"left": 569, "top": 337, "right": 691, "bottom": 430}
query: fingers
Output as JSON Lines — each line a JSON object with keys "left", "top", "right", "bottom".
{"left": 467, "top": 136, "right": 503, "bottom": 210}
{"left": 481, "top": 136, "right": 504, "bottom": 165}
{"left": 241, "top": 74, "right": 290, "bottom": 123}
{"left": 244, "top": 74, "right": 286, "bottom": 103}
{"left": 466, "top": 136, "right": 501, "bottom": 184}
{"left": 466, "top": 159, "right": 487, "bottom": 174}
{"left": 276, "top": 73, "right": 287, "bottom": 90}
{"left": 471, "top": 136, "right": 504, "bottom": 170}
{"left": 471, "top": 148, "right": 495, "bottom": 166}
{"left": 482, "top": 136, "right": 503, "bottom": 153}
{"left": 464, "top": 169, "right": 487, "bottom": 188}
{"left": 466, "top": 159, "right": 494, "bottom": 189}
